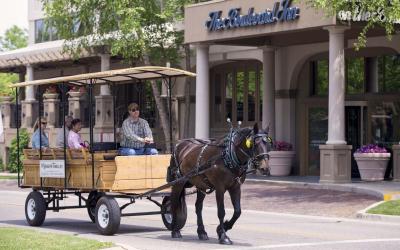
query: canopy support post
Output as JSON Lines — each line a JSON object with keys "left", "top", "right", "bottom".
{"left": 15, "top": 88, "right": 20, "bottom": 187}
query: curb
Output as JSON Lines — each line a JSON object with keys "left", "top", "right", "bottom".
{"left": 356, "top": 201, "right": 400, "bottom": 223}
{"left": 246, "top": 178, "right": 385, "bottom": 199}
{"left": 104, "top": 243, "right": 141, "bottom": 250}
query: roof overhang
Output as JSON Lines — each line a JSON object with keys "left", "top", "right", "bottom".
{"left": 0, "top": 40, "right": 91, "bottom": 70}
{"left": 11, "top": 66, "right": 196, "bottom": 88}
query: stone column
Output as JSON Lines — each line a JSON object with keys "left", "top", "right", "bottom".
{"left": 21, "top": 65, "right": 38, "bottom": 128}
{"left": 320, "top": 26, "right": 352, "bottom": 183}
{"left": 195, "top": 44, "right": 210, "bottom": 139}
{"left": 95, "top": 53, "right": 114, "bottom": 130}
{"left": 0, "top": 96, "right": 13, "bottom": 129}
{"left": 393, "top": 145, "right": 400, "bottom": 181}
{"left": 99, "top": 53, "right": 111, "bottom": 95}
{"left": 261, "top": 46, "right": 276, "bottom": 139}
{"left": 43, "top": 97, "right": 60, "bottom": 128}
{"left": 68, "top": 93, "right": 85, "bottom": 120}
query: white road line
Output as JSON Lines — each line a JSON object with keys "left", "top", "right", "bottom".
{"left": 212, "top": 238, "right": 400, "bottom": 250}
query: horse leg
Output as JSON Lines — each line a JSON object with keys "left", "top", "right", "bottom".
{"left": 224, "top": 183, "right": 241, "bottom": 232}
{"left": 195, "top": 189, "right": 208, "bottom": 240}
{"left": 171, "top": 182, "right": 185, "bottom": 238}
{"left": 215, "top": 188, "right": 232, "bottom": 245}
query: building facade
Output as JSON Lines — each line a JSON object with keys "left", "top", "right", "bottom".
{"left": 1, "top": 0, "right": 400, "bottom": 182}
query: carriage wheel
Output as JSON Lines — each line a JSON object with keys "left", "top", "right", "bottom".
{"left": 161, "top": 196, "right": 187, "bottom": 231}
{"left": 25, "top": 191, "right": 47, "bottom": 227}
{"left": 95, "top": 196, "right": 120, "bottom": 235}
{"left": 87, "top": 191, "right": 104, "bottom": 223}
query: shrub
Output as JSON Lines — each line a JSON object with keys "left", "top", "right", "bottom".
{"left": 8, "top": 128, "right": 30, "bottom": 173}
{"left": 356, "top": 144, "right": 388, "bottom": 153}
{"left": 274, "top": 141, "right": 293, "bottom": 151}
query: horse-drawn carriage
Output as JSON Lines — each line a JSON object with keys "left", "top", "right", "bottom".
{"left": 13, "top": 66, "right": 272, "bottom": 244}
{"left": 14, "top": 67, "right": 194, "bottom": 235}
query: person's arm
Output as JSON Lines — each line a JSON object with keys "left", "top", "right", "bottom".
{"left": 122, "top": 120, "right": 144, "bottom": 143}
{"left": 143, "top": 120, "right": 153, "bottom": 142}
{"left": 31, "top": 132, "right": 38, "bottom": 149}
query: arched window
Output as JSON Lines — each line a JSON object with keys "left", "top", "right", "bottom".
{"left": 210, "top": 60, "right": 263, "bottom": 128}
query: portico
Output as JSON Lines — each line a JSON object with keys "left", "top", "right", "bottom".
{"left": 185, "top": 0, "right": 400, "bottom": 182}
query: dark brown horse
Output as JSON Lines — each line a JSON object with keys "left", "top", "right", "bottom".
{"left": 168, "top": 123, "right": 272, "bottom": 244}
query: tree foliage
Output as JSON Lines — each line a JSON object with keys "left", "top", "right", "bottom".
{"left": 0, "top": 25, "right": 28, "bottom": 51}
{"left": 0, "top": 25, "right": 28, "bottom": 97}
{"left": 8, "top": 129, "right": 30, "bottom": 173}
{"left": 41, "top": 0, "right": 194, "bottom": 65}
{"left": 304, "top": 0, "right": 400, "bottom": 49}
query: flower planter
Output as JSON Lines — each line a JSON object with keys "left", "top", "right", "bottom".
{"left": 268, "top": 151, "right": 295, "bottom": 176}
{"left": 354, "top": 153, "right": 391, "bottom": 181}
{"left": 43, "top": 93, "right": 59, "bottom": 99}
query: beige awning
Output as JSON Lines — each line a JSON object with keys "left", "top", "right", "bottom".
{"left": 11, "top": 66, "right": 196, "bottom": 88}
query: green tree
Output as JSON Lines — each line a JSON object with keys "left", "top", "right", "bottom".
{"left": 0, "top": 25, "right": 28, "bottom": 51}
{"left": 305, "top": 0, "right": 400, "bottom": 49}
{"left": 41, "top": 0, "right": 196, "bottom": 151}
{"left": 0, "top": 25, "right": 28, "bottom": 97}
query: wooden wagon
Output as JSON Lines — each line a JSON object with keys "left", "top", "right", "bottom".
{"left": 12, "top": 67, "right": 195, "bottom": 235}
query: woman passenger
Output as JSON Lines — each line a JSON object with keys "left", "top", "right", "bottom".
{"left": 31, "top": 117, "right": 49, "bottom": 149}
{"left": 67, "top": 118, "right": 86, "bottom": 149}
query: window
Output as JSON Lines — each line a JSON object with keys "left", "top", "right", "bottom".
{"left": 35, "top": 19, "right": 59, "bottom": 43}
{"left": 311, "top": 60, "right": 328, "bottom": 96}
{"left": 347, "top": 58, "right": 365, "bottom": 94}
{"left": 378, "top": 55, "right": 400, "bottom": 93}
{"left": 311, "top": 57, "right": 365, "bottom": 96}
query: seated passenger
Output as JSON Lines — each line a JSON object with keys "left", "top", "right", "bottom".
{"left": 119, "top": 103, "right": 158, "bottom": 156}
{"left": 56, "top": 115, "right": 73, "bottom": 148}
{"left": 68, "top": 118, "right": 86, "bottom": 149}
{"left": 31, "top": 117, "right": 49, "bottom": 149}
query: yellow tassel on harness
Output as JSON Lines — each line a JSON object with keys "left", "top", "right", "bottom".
{"left": 245, "top": 139, "right": 252, "bottom": 148}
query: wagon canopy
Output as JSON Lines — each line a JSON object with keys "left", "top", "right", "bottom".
{"left": 11, "top": 66, "right": 196, "bottom": 88}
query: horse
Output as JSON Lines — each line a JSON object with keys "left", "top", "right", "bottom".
{"left": 168, "top": 123, "right": 272, "bottom": 245}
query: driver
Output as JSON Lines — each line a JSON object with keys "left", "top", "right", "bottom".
{"left": 119, "top": 103, "right": 158, "bottom": 155}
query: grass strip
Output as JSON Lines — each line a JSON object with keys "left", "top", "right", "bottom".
{"left": 367, "top": 200, "right": 400, "bottom": 216}
{"left": 0, "top": 227, "right": 113, "bottom": 250}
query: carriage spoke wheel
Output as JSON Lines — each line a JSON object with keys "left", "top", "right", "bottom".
{"left": 95, "top": 196, "right": 120, "bottom": 235}
{"left": 25, "top": 191, "right": 47, "bottom": 226}
{"left": 161, "top": 196, "right": 187, "bottom": 231}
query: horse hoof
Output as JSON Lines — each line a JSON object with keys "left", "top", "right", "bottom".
{"left": 171, "top": 231, "right": 182, "bottom": 238}
{"left": 198, "top": 232, "right": 209, "bottom": 240}
{"left": 219, "top": 236, "right": 233, "bottom": 245}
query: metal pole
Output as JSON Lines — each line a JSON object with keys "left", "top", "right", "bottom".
{"left": 38, "top": 85, "right": 43, "bottom": 188}
{"left": 168, "top": 77, "right": 173, "bottom": 152}
{"left": 61, "top": 83, "right": 67, "bottom": 189}
{"left": 112, "top": 83, "right": 117, "bottom": 149}
{"left": 15, "top": 88, "right": 20, "bottom": 187}
{"left": 88, "top": 80, "right": 95, "bottom": 188}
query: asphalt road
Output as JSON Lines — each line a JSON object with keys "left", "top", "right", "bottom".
{"left": 1, "top": 181, "right": 400, "bottom": 250}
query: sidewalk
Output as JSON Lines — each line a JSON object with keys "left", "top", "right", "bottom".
{"left": 246, "top": 174, "right": 400, "bottom": 201}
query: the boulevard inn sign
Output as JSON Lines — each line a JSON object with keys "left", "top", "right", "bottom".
{"left": 205, "top": 0, "right": 300, "bottom": 32}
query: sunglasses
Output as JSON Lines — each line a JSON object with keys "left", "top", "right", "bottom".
{"left": 41, "top": 122, "right": 47, "bottom": 125}
{"left": 130, "top": 109, "right": 139, "bottom": 112}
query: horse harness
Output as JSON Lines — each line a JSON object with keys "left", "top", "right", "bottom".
{"left": 170, "top": 129, "right": 271, "bottom": 190}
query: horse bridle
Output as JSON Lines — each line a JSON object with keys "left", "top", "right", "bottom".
{"left": 223, "top": 129, "right": 272, "bottom": 171}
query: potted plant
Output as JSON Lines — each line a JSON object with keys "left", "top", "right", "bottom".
{"left": 68, "top": 85, "right": 86, "bottom": 97}
{"left": 43, "top": 86, "right": 59, "bottom": 99}
{"left": 354, "top": 144, "right": 391, "bottom": 181}
{"left": 268, "top": 141, "right": 295, "bottom": 176}
{"left": 0, "top": 82, "right": 14, "bottom": 102}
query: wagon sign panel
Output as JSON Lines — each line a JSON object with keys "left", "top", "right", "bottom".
{"left": 40, "top": 160, "right": 65, "bottom": 178}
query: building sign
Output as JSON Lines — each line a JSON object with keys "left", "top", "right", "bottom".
{"left": 40, "top": 160, "right": 65, "bottom": 178}
{"left": 337, "top": 5, "right": 400, "bottom": 24}
{"left": 205, "top": 0, "right": 300, "bottom": 32}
